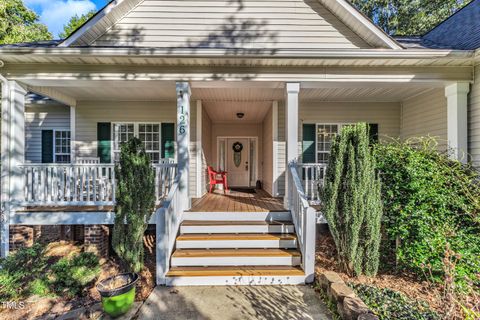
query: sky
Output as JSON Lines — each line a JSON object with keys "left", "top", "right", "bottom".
{"left": 24, "top": 0, "right": 109, "bottom": 38}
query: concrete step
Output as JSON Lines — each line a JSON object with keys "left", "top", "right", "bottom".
{"left": 170, "top": 248, "right": 302, "bottom": 267}
{"left": 175, "top": 233, "right": 298, "bottom": 249}
{"left": 180, "top": 220, "right": 295, "bottom": 234}
{"left": 182, "top": 211, "right": 292, "bottom": 222}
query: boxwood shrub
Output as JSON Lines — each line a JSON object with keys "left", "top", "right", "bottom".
{"left": 374, "top": 138, "right": 480, "bottom": 291}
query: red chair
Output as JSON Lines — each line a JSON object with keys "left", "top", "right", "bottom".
{"left": 208, "top": 166, "right": 228, "bottom": 193}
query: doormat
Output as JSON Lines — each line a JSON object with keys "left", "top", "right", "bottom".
{"left": 230, "top": 187, "right": 256, "bottom": 194}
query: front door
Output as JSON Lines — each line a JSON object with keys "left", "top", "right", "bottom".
{"left": 226, "top": 138, "right": 250, "bottom": 187}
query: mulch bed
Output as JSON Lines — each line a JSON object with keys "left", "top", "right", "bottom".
{"left": 314, "top": 227, "right": 459, "bottom": 318}
{"left": 0, "top": 239, "right": 156, "bottom": 320}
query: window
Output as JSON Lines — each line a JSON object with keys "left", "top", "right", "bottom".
{"left": 138, "top": 123, "right": 160, "bottom": 163}
{"left": 112, "top": 123, "right": 161, "bottom": 163}
{"left": 316, "top": 124, "right": 338, "bottom": 164}
{"left": 113, "top": 123, "right": 135, "bottom": 162}
{"left": 54, "top": 130, "right": 71, "bottom": 163}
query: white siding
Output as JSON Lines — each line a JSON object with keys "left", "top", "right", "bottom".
{"left": 25, "top": 105, "right": 70, "bottom": 163}
{"left": 189, "top": 103, "right": 197, "bottom": 197}
{"left": 93, "top": 0, "right": 371, "bottom": 49}
{"left": 201, "top": 107, "right": 213, "bottom": 195}
{"left": 300, "top": 101, "right": 401, "bottom": 139}
{"left": 276, "top": 102, "right": 286, "bottom": 196}
{"left": 262, "top": 107, "right": 274, "bottom": 196}
{"left": 75, "top": 101, "right": 176, "bottom": 158}
{"left": 469, "top": 65, "right": 480, "bottom": 168}
{"left": 401, "top": 89, "right": 448, "bottom": 151}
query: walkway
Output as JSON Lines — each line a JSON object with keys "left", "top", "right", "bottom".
{"left": 136, "top": 285, "right": 332, "bottom": 320}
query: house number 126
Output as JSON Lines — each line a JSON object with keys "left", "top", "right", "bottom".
{"left": 179, "top": 105, "right": 186, "bottom": 135}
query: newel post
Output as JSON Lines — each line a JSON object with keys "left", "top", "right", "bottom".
{"left": 1, "top": 80, "right": 26, "bottom": 257}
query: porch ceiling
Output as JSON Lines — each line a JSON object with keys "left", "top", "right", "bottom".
{"left": 21, "top": 79, "right": 438, "bottom": 104}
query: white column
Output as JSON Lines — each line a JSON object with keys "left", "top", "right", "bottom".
{"left": 445, "top": 83, "right": 470, "bottom": 163}
{"left": 285, "top": 83, "right": 300, "bottom": 207}
{"left": 70, "top": 105, "right": 76, "bottom": 163}
{"left": 196, "top": 100, "right": 203, "bottom": 198}
{"left": 272, "top": 100, "right": 279, "bottom": 197}
{"left": 1, "top": 80, "right": 26, "bottom": 257}
{"left": 176, "top": 82, "right": 191, "bottom": 202}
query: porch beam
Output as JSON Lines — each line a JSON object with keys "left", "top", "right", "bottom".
{"left": 1, "top": 80, "right": 27, "bottom": 257}
{"left": 445, "top": 82, "right": 470, "bottom": 163}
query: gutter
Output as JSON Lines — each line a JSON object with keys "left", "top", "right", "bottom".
{"left": 0, "top": 47, "right": 474, "bottom": 60}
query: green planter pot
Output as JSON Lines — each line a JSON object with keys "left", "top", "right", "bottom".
{"left": 96, "top": 272, "right": 139, "bottom": 318}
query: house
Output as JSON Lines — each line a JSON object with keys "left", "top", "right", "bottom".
{"left": 0, "top": 0, "right": 479, "bottom": 286}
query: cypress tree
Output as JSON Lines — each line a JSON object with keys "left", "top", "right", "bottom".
{"left": 112, "top": 137, "right": 156, "bottom": 273}
{"left": 322, "top": 123, "right": 383, "bottom": 276}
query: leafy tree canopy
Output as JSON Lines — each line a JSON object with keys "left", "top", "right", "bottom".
{"left": 59, "top": 10, "right": 95, "bottom": 39}
{"left": 0, "top": 0, "right": 52, "bottom": 44}
{"left": 351, "top": 0, "right": 472, "bottom": 36}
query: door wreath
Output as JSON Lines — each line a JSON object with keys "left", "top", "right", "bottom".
{"left": 232, "top": 142, "right": 243, "bottom": 167}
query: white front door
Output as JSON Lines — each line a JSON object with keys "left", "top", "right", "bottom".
{"left": 226, "top": 138, "right": 250, "bottom": 187}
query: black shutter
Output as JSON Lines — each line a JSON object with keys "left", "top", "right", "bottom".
{"left": 97, "top": 122, "right": 111, "bottom": 163}
{"left": 161, "top": 123, "right": 175, "bottom": 159}
{"left": 41, "top": 130, "right": 54, "bottom": 163}
{"left": 368, "top": 123, "right": 379, "bottom": 144}
{"left": 302, "top": 124, "right": 316, "bottom": 163}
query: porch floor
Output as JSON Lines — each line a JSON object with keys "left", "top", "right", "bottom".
{"left": 190, "top": 189, "right": 286, "bottom": 212}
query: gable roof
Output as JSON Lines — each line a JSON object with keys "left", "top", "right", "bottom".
{"left": 59, "top": 0, "right": 401, "bottom": 50}
{"left": 422, "top": 0, "right": 480, "bottom": 50}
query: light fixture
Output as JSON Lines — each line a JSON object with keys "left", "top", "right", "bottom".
{"left": 236, "top": 112, "right": 245, "bottom": 119}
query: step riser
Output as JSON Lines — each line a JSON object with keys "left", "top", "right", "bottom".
{"left": 183, "top": 211, "right": 292, "bottom": 221}
{"left": 176, "top": 239, "right": 297, "bottom": 249}
{"left": 180, "top": 225, "right": 295, "bottom": 234}
{"left": 165, "top": 275, "right": 306, "bottom": 286}
{"left": 171, "top": 256, "right": 301, "bottom": 267}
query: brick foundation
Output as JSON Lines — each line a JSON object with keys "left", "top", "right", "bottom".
{"left": 9, "top": 225, "right": 36, "bottom": 250}
{"left": 84, "top": 225, "right": 109, "bottom": 258}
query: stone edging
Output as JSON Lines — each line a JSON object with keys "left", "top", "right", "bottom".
{"left": 317, "top": 271, "right": 378, "bottom": 320}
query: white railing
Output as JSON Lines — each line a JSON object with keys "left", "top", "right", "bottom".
{"left": 21, "top": 164, "right": 116, "bottom": 206}
{"left": 156, "top": 171, "right": 185, "bottom": 285}
{"left": 288, "top": 161, "right": 316, "bottom": 283}
{"left": 153, "top": 163, "right": 177, "bottom": 204}
{"left": 297, "top": 163, "right": 328, "bottom": 204}
{"left": 21, "top": 162, "right": 178, "bottom": 206}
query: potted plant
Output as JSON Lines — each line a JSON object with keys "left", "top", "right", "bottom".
{"left": 96, "top": 272, "right": 139, "bottom": 317}
{"left": 97, "top": 137, "right": 155, "bottom": 317}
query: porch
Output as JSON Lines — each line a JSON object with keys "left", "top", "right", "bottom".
{"left": 1, "top": 77, "right": 471, "bottom": 286}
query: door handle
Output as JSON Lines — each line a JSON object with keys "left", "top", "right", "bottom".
{"left": 245, "top": 161, "right": 248, "bottom": 171}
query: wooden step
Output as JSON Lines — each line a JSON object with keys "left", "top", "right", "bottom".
{"left": 165, "top": 266, "right": 306, "bottom": 286}
{"left": 182, "top": 211, "right": 292, "bottom": 221}
{"left": 180, "top": 220, "right": 295, "bottom": 234}
{"left": 171, "top": 248, "right": 301, "bottom": 267}
{"left": 166, "top": 266, "right": 305, "bottom": 277}
{"left": 176, "top": 233, "right": 298, "bottom": 249}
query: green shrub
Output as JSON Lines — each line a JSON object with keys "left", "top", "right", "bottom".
{"left": 112, "top": 137, "right": 156, "bottom": 273}
{"left": 374, "top": 138, "right": 480, "bottom": 290}
{"left": 50, "top": 252, "right": 100, "bottom": 298}
{"left": 351, "top": 283, "right": 439, "bottom": 320}
{"left": 0, "top": 244, "right": 48, "bottom": 300}
{"left": 322, "top": 123, "right": 383, "bottom": 276}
